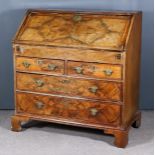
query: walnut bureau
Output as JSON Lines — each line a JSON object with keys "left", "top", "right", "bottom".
{"left": 11, "top": 10, "right": 142, "bottom": 148}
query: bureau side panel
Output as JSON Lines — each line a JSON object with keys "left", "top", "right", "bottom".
{"left": 122, "top": 13, "right": 142, "bottom": 128}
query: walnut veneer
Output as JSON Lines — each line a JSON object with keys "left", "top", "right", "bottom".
{"left": 11, "top": 10, "right": 142, "bottom": 148}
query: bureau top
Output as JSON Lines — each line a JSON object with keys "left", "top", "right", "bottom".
{"left": 13, "top": 10, "right": 140, "bottom": 51}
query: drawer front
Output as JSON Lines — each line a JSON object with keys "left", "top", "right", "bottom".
{"left": 14, "top": 45, "right": 124, "bottom": 64}
{"left": 68, "top": 61, "right": 122, "bottom": 80}
{"left": 16, "top": 73, "right": 122, "bottom": 101}
{"left": 16, "top": 57, "right": 64, "bottom": 75}
{"left": 16, "top": 92, "right": 121, "bottom": 126}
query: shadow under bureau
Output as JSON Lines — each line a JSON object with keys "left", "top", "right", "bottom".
{"left": 11, "top": 10, "right": 142, "bottom": 148}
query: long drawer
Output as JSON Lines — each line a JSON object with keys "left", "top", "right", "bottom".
{"left": 16, "top": 92, "right": 121, "bottom": 126}
{"left": 16, "top": 73, "right": 122, "bottom": 101}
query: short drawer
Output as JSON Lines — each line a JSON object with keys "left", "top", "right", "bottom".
{"left": 67, "top": 61, "right": 122, "bottom": 80}
{"left": 16, "top": 92, "right": 121, "bottom": 126}
{"left": 16, "top": 57, "right": 64, "bottom": 75}
{"left": 16, "top": 73, "right": 122, "bottom": 101}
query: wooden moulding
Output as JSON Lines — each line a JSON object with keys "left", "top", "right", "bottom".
{"left": 11, "top": 111, "right": 141, "bottom": 148}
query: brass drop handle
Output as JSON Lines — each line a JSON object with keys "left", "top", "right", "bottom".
{"left": 74, "top": 66, "right": 83, "bottom": 74}
{"left": 34, "top": 79, "right": 44, "bottom": 87}
{"left": 22, "top": 61, "right": 31, "bottom": 68}
{"left": 90, "top": 108, "right": 98, "bottom": 116}
{"left": 103, "top": 69, "right": 113, "bottom": 76}
{"left": 35, "top": 101, "right": 44, "bottom": 109}
{"left": 48, "top": 64, "right": 57, "bottom": 71}
{"left": 89, "top": 86, "right": 98, "bottom": 93}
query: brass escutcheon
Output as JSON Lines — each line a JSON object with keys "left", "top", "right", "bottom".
{"left": 35, "top": 101, "right": 44, "bottom": 109}
{"left": 60, "top": 79, "right": 70, "bottom": 84}
{"left": 90, "top": 108, "right": 98, "bottom": 116}
{"left": 37, "top": 60, "right": 43, "bottom": 65}
{"left": 115, "top": 54, "right": 122, "bottom": 60}
{"left": 72, "top": 15, "right": 82, "bottom": 22}
{"left": 16, "top": 46, "right": 24, "bottom": 53}
{"left": 89, "top": 86, "right": 98, "bottom": 93}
